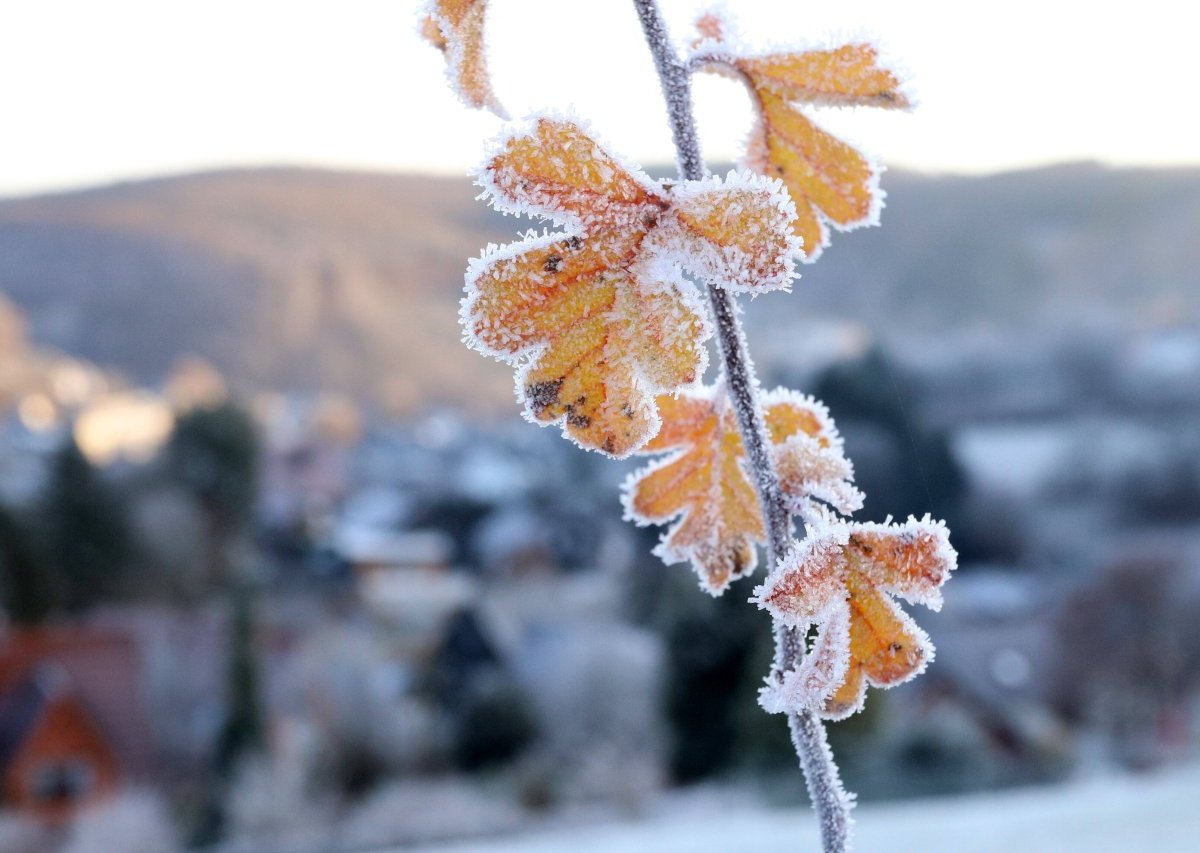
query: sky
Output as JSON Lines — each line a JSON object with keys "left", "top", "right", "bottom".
{"left": 2, "top": 0, "right": 1197, "bottom": 197}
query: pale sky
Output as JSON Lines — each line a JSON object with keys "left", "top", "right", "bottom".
{"left": 2, "top": 1, "right": 1197, "bottom": 197}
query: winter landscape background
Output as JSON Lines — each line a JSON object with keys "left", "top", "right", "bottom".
{"left": 4, "top": 0, "right": 1200, "bottom": 849}
{"left": 1, "top": 159, "right": 1198, "bottom": 851}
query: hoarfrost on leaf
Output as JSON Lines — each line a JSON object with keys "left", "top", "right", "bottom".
{"left": 420, "top": 0, "right": 508, "bottom": 118}
{"left": 462, "top": 117, "right": 801, "bottom": 457}
{"left": 754, "top": 515, "right": 956, "bottom": 719}
{"left": 621, "top": 384, "right": 859, "bottom": 594}
{"left": 690, "top": 10, "right": 911, "bottom": 262}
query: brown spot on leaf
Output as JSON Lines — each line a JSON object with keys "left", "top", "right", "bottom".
{"left": 525, "top": 379, "right": 563, "bottom": 415}
{"left": 564, "top": 395, "right": 591, "bottom": 428}
{"left": 544, "top": 254, "right": 564, "bottom": 273}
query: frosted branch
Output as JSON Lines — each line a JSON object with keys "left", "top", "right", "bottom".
{"left": 631, "top": 1, "right": 853, "bottom": 850}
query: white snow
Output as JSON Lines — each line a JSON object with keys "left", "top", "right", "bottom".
{"left": 424, "top": 765, "right": 1200, "bottom": 853}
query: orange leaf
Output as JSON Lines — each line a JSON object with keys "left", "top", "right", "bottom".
{"left": 740, "top": 45, "right": 912, "bottom": 108}
{"left": 480, "top": 118, "right": 667, "bottom": 233}
{"left": 465, "top": 231, "right": 708, "bottom": 457}
{"left": 756, "top": 516, "right": 955, "bottom": 719}
{"left": 660, "top": 174, "right": 802, "bottom": 293}
{"left": 421, "top": 0, "right": 507, "bottom": 118}
{"left": 623, "top": 387, "right": 859, "bottom": 593}
{"left": 465, "top": 118, "right": 802, "bottom": 455}
{"left": 694, "top": 17, "right": 910, "bottom": 261}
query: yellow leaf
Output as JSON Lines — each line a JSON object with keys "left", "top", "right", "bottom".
{"left": 481, "top": 119, "right": 667, "bottom": 233}
{"left": 756, "top": 516, "right": 955, "bottom": 719}
{"left": 421, "top": 0, "right": 507, "bottom": 118}
{"left": 740, "top": 45, "right": 912, "bottom": 108}
{"left": 465, "top": 119, "right": 802, "bottom": 456}
{"left": 623, "top": 387, "right": 859, "bottom": 593}
{"left": 750, "top": 89, "right": 877, "bottom": 260}
{"left": 663, "top": 174, "right": 802, "bottom": 293}
{"left": 624, "top": 388, "right": 764, "bottom": 593}
{"left": 465, "top": 231, "right": 707, "bottom": 457}
{"left": 694, "top": 17, "right": 910, "bottom": 261}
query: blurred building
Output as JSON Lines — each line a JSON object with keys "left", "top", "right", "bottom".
{"left": 0, "top": 627, "right": 150, "bottom": 823}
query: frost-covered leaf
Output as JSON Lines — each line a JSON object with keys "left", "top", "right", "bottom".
{"left": 755, "top": 516, "right": 955, "bottom": 719}
{"left": 479, "top": 118, "right": 666, "bottom": 233}
{"left": 464, "top": 118, "right": 802, "bottom": 455}
{"left": 765, "top": 392, "right": 863, "bottom": 522}
{"left": 421, "top": 0, "right": 507, "bottom": 118}
{"left": 622, "top": 386, "right": 859, "bottom": 593}
{"left": 479, "top": 119, "right": 800, "bottom": 292}
{"left": 659, "top": 172, "right": 802, "bottom": 294}
{"left": 693, "top": 14, "right": 910, "bottom": 262}
{"left": 464, "top": 231, "right": 708, "bottom": 457}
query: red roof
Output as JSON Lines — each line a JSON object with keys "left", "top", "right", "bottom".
{"left": 0, "top": 626, "right": 152, "bottom": 781}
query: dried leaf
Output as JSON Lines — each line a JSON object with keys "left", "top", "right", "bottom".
{"left": 755, "top": 516, "right": 956, "bottom": 719}
{"left": 465, "top": 118, "right": 802, "bottom": 455}
{"left": 694, "top": 16, "right": 910, "bottom": 261}
{"left": 421, "top": 0, "right": 507, "bottom": 118}
{"left": 623, "top": 386, "right": 859, "bottom": 593}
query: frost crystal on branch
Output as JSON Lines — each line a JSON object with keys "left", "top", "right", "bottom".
{"left": 755, "top": 516, "right": 957, "bottom": 719}
{"left": 462, "top": 117, "right": 800, "bottom": 457}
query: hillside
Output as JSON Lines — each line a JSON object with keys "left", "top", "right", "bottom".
{"left": 1, "top": 163, "right": 1197, "bottom": 415}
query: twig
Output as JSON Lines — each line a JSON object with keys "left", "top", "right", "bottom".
{"left": 630, "top": 1, "right": 854, "bottom": 850}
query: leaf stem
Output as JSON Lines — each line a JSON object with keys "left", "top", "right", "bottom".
{"left": 631, "top": 2, "right": 853, "bottom": 850}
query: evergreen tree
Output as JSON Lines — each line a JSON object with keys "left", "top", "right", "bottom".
{"left": 164, "top": 402, "right": 259, "bottom": 586}
{"left": 41, "top": 435, "right": 132, "bottom": 613}
{"left": 215, "top": 583, "right": 266, "bottom": 777}
{"left": 813, "top": 347, "right": 966, "bottom": 525}
{"left": 0, "top": 504, "right": 60, "bottom": 624}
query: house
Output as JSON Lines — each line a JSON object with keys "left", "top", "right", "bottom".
{"left": 0, "top": 665, "right": 119, "bottom": 822}
{"left": 0, "top": 627, "right": 151, "bottom": 822}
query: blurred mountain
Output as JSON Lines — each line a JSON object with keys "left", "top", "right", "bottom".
{"left": 778, "top": 163, "right": 1200, "bottom": 337}
{"left": 1, "top": 163, "right": 1197, "bottom": 414}
{"left": 0, "top": 168, "right": 514, "bottom": 416}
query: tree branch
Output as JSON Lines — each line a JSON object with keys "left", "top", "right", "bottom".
{"left": 631, "top": 2, "right": 854, "bottom": 850}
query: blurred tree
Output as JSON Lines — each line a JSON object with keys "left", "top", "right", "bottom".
{"left": 813, "top": 347, "right": 964, "bottom": 521}
{"left": 193, "top": 583, "right": 267, "bottom": 847}
{"left": 1053, "top": 555, "right": 1200, "bottom": 769}
{"left": 451, "top": 674, "right": 538, "bottom": 771}
{"left": 0, "top": 504, "right": 60, "bottom": 624}
{"left": 40, "top": 435, "right": 133, "bottom": 613}
{"left": 164, "top": 402, "right": 259, "bottom": 586}
{"left": 663, "top": 587, "right": 759, "bottom": 782}
{"left": 812, "top": 348, "right": 989, "bottom": 559}
{"left": 215, "top": 584, "right": 267, "bottom": 776}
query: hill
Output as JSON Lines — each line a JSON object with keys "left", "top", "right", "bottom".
{"left": 1, "top": 163, "right": 1197, "bottom": 415}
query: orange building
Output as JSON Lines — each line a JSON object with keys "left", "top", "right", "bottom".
{"left": 0, "top": 627, "right": 148, "bottom": 823}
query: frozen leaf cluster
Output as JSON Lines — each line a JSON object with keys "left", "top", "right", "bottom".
{"left": 423, "top": 1, "right": 952, "bottom": 728}
{"left": 691, "top": 10, "right": 911, "bottom": 261}
{"left": 462, "top": 117, "right": 800, "bottom": 457}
